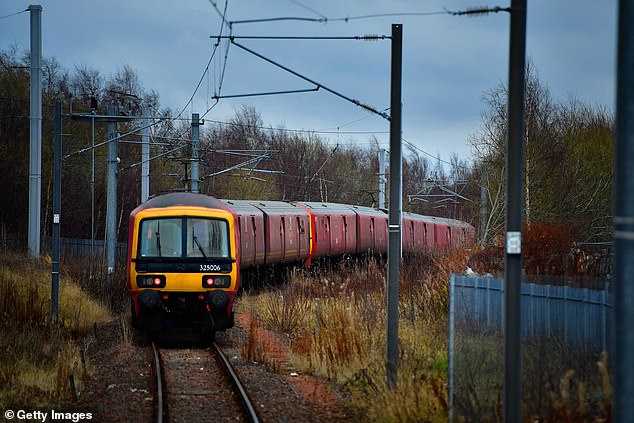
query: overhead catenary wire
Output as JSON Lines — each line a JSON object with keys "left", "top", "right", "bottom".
{"left": 227, "top": 7, "right": 506, "bottom": 26}
{"left": 120, "top": 143, "right": 189, "bottom": 172}
{"left": 446, "top": 6, "right": 511, "bottom": 16}
{"left": 287, "top": 0, "right": 327, "bottom": 21}
{"left": 0, "top": 8, "right": 27, "bottom": 20}
{"left": 207, "top": 0, "right": 231, "bottom": 27}
{"left": 216, "top": 34, "right": 388, "bottom": 40}
{"left": 229, "top": 11, "right": 448, "bottom": 26}
{"left": 62, "top": 118, "right": 161, "bottom": 159}
{"left": 174, "top": 0, "right": 229, "bottom": 121}
{"left": 226, "top": 38, "right": 390, "bottom": 120}
{"left": 403, "top": 138, "right": 472, "bottom": 171}
{"left": 318, "top": 108, "right": 390, "bottom": 131}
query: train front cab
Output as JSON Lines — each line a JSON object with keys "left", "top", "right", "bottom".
{"left": 127, "top": 198, "right": 239, "bottom": 335}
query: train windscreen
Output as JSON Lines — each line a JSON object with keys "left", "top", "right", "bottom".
{"left": 138, "top": 217, "right": 230, "bottom": 259}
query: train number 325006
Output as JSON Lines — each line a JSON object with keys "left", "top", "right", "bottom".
{"left": 199, "top": 264, "right": 222, "bottom": 272}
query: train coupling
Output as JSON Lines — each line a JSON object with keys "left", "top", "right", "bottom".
{"left": 207, "top": 290, "right": 229, "bottom": 311}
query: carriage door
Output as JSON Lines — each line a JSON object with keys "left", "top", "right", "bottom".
{"left": 343, "top": 216, "right": 348, "bottom": 253}
{"left": 251, "top": 216, "right": 258, "bottom": 265}
{"left": 370, "top": 217, "right": 375, "bottom": 253}
{"left": 423, "top": 223, "right": 428, "bottom": 253}
{"left": 280, "top": 216, "right": 286, "bottom": 261}
{"left": 325, "top": 216, "right": 331, "bottom": 256}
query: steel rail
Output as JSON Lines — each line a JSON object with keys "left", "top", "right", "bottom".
{"left": 150, "top": 341, "right": 164, "bottom": 423}
{"left": 211, "top": 341, "right": 261, "bottom": 423}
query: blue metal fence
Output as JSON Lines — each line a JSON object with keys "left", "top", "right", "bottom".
{"left": 448, "top": 274, "right": 614, "bottom": 422}
{"left": 450, "top": 274, "right": 613, "bottom": 350}
{"left": 41, "top": 236, "right": 128, "bottom": 258}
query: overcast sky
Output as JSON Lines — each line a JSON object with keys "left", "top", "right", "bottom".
{"left": 1, "top": 1, "right": 617, "bottom": 163}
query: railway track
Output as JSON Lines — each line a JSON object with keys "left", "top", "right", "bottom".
{"left": 151, "top": 340, "right": 260, "bottom": 423}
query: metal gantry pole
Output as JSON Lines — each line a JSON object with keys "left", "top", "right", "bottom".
{"left": 504, "top": 1, "right": 527, "bottom": 422}
{"left": 105, "top": 105, "right": 118, "bottom": 276}
{"left": 28, "top": 4, "right": 42, "bottom": 257}
{"left": 91, "top": 115, "right": 95, "bottom": 265}
{"left": 191, "top": 113, "right": 201, "bottom": 193}
{"left": 614, "top": 0, "right": 634, "bottom": 420}
{"left": 386, "top": 23, "right": 403, "bottom": 390}
{"left": 51, "top": 101, "right": 62, "bottom": 321}
{"left": 141, "top": 105, "right": 150, "bottom": 202}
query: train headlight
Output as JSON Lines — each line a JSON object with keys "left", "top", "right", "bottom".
{"left": 202, "top": 275, "right": 231, "bottom": 288}
{"left": 137, "top": 275, "right": 166, "bottom": 288}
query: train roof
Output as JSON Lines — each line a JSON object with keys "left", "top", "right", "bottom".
{"left": 222, "top": 199, "right": 306, "bottom": 215}
{"left": 131, "top": 192, "right": 233, "bottom": 215}
{"left": 294, "top": 201, "right": 358, "bottom": 215}
{"left": 403, "top": 211, "right": 474, "bottom": 228}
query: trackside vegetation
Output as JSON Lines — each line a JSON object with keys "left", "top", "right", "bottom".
{"left": 238, "top": 249, "right": 613, "bottom": 422}
{"left": 0, "top": 252, "right": 112, "bottom": 409}
{"left": 238, "top": 252, "right": 467, "bottom": 422}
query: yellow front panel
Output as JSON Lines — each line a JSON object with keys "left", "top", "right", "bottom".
{"left": 129, "top": 206, "right": 238, "bottom": 292}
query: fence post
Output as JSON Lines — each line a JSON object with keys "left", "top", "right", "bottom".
{"left": 486, "top": 277, "right": 491, "bottom": 327}
{"left": 448, "top": 275, "right": 455, "bottom": 423}
{"left": 602, "top": 285, "right": 608, "bottom": 352}
{"left": 544, "top": 285, "right": 552, "bottom": 336}
{"left": 563, "top": 285, "right": 569, "bottom": 345}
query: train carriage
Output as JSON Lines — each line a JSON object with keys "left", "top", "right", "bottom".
{"left": 350, "top": 205, "right": 389, "bottom": 255}
{"left": 294, "top": 202, "right": 358, "bottom": 263}
{"left": 221, "top": 200, "right": 266, "bottom": 267}
{"left": 225, "top": 200, "right": 311, "bottom": 266}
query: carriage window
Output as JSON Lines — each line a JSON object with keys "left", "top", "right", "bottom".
{"left": 187, "top": 218, "right": 230, "bottom": 258}
{"left": 139, "top": 218, "right": 182, "bottom": 257}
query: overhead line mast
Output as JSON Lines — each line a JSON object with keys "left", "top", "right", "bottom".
{"left": 28, "top": 4, "right": 42, "bottom": 257}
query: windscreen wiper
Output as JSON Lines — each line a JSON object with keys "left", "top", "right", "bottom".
{"left": 192, "top": 229, "right": 207, "bottom": 258}
{"left": 156, "top": 221, "right": 162, "bottom": 257}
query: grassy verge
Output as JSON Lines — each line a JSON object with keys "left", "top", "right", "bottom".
{"left": 238, "top": 249, "right": 613, "bottom": 422}
{"left": 0, "top": 251, "right": 113, "bottom": 409}
{"left": 238, "top": 251, "right": 470, "bottom": 422}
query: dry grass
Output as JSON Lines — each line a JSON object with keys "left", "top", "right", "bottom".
{"left": 238, "top": 252, "right": 468, "bottom": 422}
{"left": 238, "top": 248, "right": 613, "bottom": 422}
{"left": 0, "top": 251, "right": 113, "bottom": 409}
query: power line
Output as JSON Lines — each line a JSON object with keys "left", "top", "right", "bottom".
{"left": 216, "top": 34, "right": 388, "bottom": 40}
{"left": 174, "top": 0, "right": 229, "bottom": 120}
{"left": 230, "top": 16, "right": 326, "bottom": 25}
{"left": 0, "top": 8, "right": 27, "bottom": 20}
{"left": 228, "top": 38, "right": 390, "bottom": 120}
{"left": 202, "top": 116, "right": 389, "bottom": 136}
{"left": 228, "top": 10, "right": 451, "bottom": 26}
{"left": 287, "top": 0, "right": 327, "bottom": 20}
{"left": 446, "top": 6, "right": 511, "bottom": 16}
{"left": 332, "top": 11, "right": 449, "bottom": 21}
{"left": 227, "top": 6, "right": 509, "bottom": 26}
{"left": 318, "top": 108, "right": 390, "bottom": 131}
{"left": 207, "top": 0, "right": 231, "bottom": 26}
{"left": 402, "top": 138, "right": 472, "bottom": 170}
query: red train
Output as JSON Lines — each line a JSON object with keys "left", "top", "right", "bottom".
{"left": 127, "top": 192, "right": 474, "bottom": 335}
